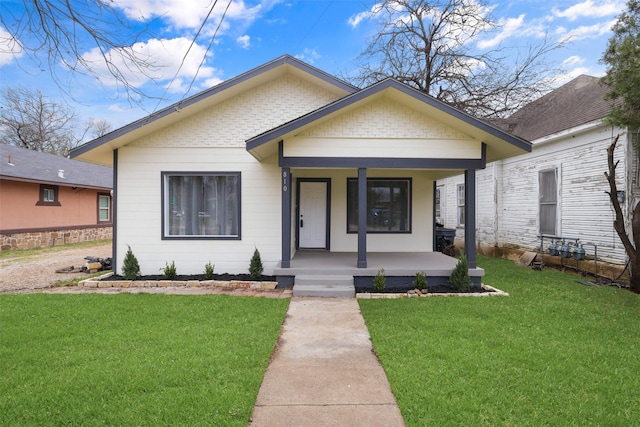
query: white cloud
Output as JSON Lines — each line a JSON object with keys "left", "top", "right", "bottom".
{"left": 562, "top": 55, "right": 585, "bottom": 67}
{"left": 108, "top": 104, "right": 129, "bottom": 112}
{"left": 0, "top": 27, "right": 23, "bottom": 66}
{"left": 295, "top": 48, "right": 321, "bottom": 64}
{"left": 202, "top": 76, "right": 224, "bottom": 88}
{"left": 236, "top": 35, "right": 251, "bottom": 49}
{"left": 348, "top": 3, "right": 383, "bottom": 27}
{"left": 79, "top": 37, "right": 218, "bottom": 89}
{"left": 557, "top": 19, "right": 616, "bottom": 42}
{"left": 550, "top": 67, "right": 594, "bottom": 86}
{"left": 553, "top": 0, "right": 624, "bottom": 21}
{"left": 111, "top": 0, "right": 266, "bottom": 29}
{"left": 477, "top": 14, "right": 525, "bottom": 49}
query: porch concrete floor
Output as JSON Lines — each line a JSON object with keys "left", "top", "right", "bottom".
{"left": 274, "top": 251, "right": 484, "bottom": 278}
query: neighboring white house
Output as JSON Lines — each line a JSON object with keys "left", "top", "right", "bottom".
{"left": 70, "top": 55, "right": 531, "bottom": 285}
{"left": 437, "top": 75, "right": 634, "bottom": 270}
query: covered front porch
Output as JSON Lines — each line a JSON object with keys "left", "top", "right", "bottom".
{"left": 245, "top": 77, "right": 532, "bottom": 294}
{"left": 274, "top": 251, "right": 484, "bottom": 290}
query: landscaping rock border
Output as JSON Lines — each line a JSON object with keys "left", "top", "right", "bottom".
{"left": 356, "top": 284, "right": 508, "bottom": 299}
{"left": 80, "top": 272, "right": 278, "bottom": 290}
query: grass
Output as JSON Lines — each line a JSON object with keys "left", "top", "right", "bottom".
{"left": 359, "top": 255, "right": 640, "bottom": 426}
{"left": 0, "top": 294, "right": 289, "bottom": 426}
{"left": 0, "top": 239, "right": 111, "bottom": 263}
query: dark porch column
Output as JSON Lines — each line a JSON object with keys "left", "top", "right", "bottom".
{"left": 281, "top": 167, "right": 291, "bottom": 268}
{"left": 112, "top": 149, "right": 118, "bottom": 272}
{"left": 357, "top": 167, "right": 367, "bottom": 268}
{"left": 464, "top": 169, "right": 477, "bottom": 269}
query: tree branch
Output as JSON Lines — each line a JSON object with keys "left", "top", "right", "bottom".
{"left": 605, "top": 134, "right": 636, "bottom": 263}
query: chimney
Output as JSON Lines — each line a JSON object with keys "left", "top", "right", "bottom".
{"left": 58, "top": 169, "right": 65, "bottom": 178}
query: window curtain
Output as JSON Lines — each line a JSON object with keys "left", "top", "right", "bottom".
{"left": 167, "top": 175, "right": 238, "bottom": 237}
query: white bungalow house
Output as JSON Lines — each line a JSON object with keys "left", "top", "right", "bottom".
{"left": 70, "top": 55, "right": 531, "bottom": 292}
{"left": 436, "top": 75, "right": 634, "bottom": 277}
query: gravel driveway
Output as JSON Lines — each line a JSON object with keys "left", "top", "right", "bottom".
{"left": 0, "top": 242, "right": 112, "bottom": 293}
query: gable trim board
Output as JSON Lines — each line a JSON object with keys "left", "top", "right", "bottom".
{"left": 70, "top": 55, "right": 530, "bottom": 278}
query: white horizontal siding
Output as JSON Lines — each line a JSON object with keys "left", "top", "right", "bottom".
{"left": 116, "top": 147, "right": 281, "bottom": 275}
{"left": 437, "top": 125, "right": 631, "bottom": 265}
{"left": 113, "top": 72, "right": 347, "bottom": 275}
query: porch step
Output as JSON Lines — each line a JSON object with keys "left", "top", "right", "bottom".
{"left": 293, "top": 275, "right": 355, "bottom": 298}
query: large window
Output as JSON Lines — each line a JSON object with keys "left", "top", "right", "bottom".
{"left": 162, "top": 172, "right": 240, "bottom": 239}
{"left": 347, "top": 178, "right": 411, "bottom": 233}
{"left": 539, "top": 169, "right": 557, "bottom": 235}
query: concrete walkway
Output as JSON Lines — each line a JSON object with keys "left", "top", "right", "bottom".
{"left": 249, "top": 297, "right": 405, "bottom": 427}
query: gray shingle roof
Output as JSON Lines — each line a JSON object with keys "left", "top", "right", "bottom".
{"left": 0, "top": 145, "right": 112, "bottom": 189}
{"left": 493, "top": 75, "right": 614, "bottom": 141}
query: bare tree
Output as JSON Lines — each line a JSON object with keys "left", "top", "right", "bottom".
{"left": 0, "top": 87, "right": 109, "bottom": 156}
{"left": 605, "top": 135, "right": 640, "bottom": 293}
{"left": 351, "top": 0, "right": 562, "bottom": 118}
{"left": 1, "top": 1, "right": 157, "bottom": 100}
{"left": 86, "top": 118, "right": 112, "bottom": 139}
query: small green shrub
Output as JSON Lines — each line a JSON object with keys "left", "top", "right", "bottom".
{"left": 204, "top": 261, "right": 215, "bottom": 280}
{"left": 449, "top": 251, "right": 472, "bottom": 292}
{"left": 122, "top": 245, "right": 140, "bottom": 280}
{"left": 413, "top": 271, "right": 427, "bottom": 290}
{"left": 162, "top": 261, "right": 177, "bottom": 279}
{"left": 249, "top": 248, "right": 264, "bottom": 280}
{"left": 374, "top": 268, "right": 386, "bottom": 293}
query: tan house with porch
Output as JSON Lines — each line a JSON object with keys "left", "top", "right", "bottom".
{"left": 71, "top": 55, "right": 530, "bottom": 295}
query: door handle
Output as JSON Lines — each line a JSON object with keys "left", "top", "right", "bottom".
{"left": 300, "top": 219, "right": 304, "bottom": 228}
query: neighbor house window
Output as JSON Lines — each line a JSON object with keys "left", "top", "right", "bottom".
{"left": 98, "top": 194, "right": 111, "bottom": 222}
{"left": 435, "top": 186, "right": 442, "bottom": 224}
{"left": 162, "top": 172, "right": 240, "bottom": 239}
{"left": 457, "top": 184, "right": 465, "bottom": 226}
{"left": 539, "top": 169, "right": 558, "bottom": 236}
{"left": 36, "top": 184, "right": 60, "bottom": 206}
{"left": 347, "top": 178, "right": 411, "bottom": 233}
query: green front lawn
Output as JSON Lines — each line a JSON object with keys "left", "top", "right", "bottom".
{"left": 0, "top": 294, "right": 289, "bottom": 426}
{"left": 360, "top": 255, "right": 640, "bottom": 426}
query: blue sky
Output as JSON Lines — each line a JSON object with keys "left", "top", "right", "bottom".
{"left": 0, "top": 0, "right": 627, "bottom": 131}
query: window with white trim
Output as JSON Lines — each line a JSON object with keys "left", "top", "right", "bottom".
{"left": 98, "top": 194, "right": 111, "bottom": 222}
{"left": 539, "top": 169, "right": 557, "bottom": 235}
{"left": 162, "top": 172, "right": 240, "bottom": 239}
{"left": 457, "top": 184, "right": 465, "bottom": 226}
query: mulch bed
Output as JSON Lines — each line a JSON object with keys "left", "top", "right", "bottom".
{"left": 101, "top": 274, "right": 277, "bottom": 282}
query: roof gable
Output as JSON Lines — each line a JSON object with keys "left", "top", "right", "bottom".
{"left": 0, "top": 145, "right": 112, "bottom": 189}
{"left": 247, "top": 79, "right": 531, "bottom": 163}
{"left": 70, "top": 55, "right": 357, "bottom": 166}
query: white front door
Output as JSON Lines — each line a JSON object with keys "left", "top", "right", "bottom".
{"left": 299, "top": 181, "right": 328, "bottom": 249}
